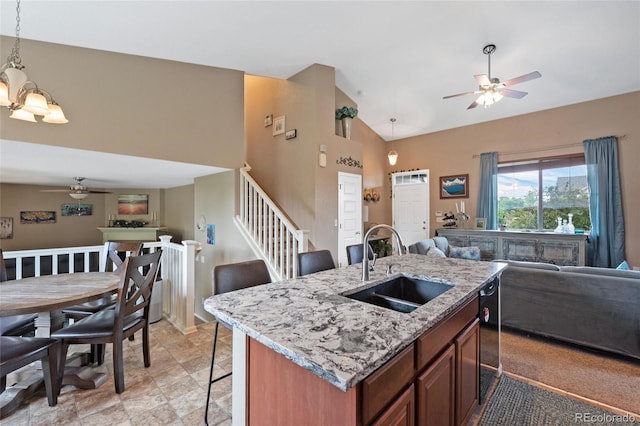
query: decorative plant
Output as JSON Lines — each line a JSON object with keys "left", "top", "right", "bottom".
{"left": 335, "top": 106, "right": 358, "bottom": 120}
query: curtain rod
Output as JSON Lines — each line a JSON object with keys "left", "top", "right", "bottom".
{"left": 472, "top": 134, "right": 628, "bottom": 158}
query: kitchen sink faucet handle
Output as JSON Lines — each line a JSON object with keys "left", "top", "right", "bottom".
{"left": 387, "top": 263, "right": 400, "bottom": 275}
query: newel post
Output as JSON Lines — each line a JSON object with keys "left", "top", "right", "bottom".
{"left": 181, "top": 240, "right": 200, "bottom": 334}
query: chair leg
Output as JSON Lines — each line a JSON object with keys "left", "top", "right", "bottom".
{"left": 97, "top": 344, "right": 106, "bottom": 365}
{"left": 204, "top": 323, "right": 232, "bottom": 426}
{"left": 57, "top": 342, "right": 70, "bottom": 392}
{"left": 0, "top": 375, "right": 6, "bottom": 393}
{"left": 113, "top": 341, "right": 125, "bottom": 394}
{"left": 142, "top": 325, "right": 150, "bottom": 368}
{"left": 41, "top": 343, "right": 59, "bottom": 406}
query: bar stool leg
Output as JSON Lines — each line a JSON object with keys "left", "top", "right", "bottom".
{"left": 204, "top": 322, "right": 232, "bottom": 426}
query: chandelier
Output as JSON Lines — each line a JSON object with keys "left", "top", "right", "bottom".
{"left": 388, "top": 118, "right": 398, "bottom": 166}
{"left": 0, "top": 0, "right": 68, "bottom": 123}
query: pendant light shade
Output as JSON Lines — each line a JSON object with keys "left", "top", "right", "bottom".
{"left": 388, "top": 118, "right": 398, "bottom": 166}
{"left": 0, "top": 0, "right": 68, "bottom": 123}
{"left": 388, "top": 150, "right": 398, "bottom": 166}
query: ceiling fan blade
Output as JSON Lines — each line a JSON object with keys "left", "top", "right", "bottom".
{"left": 498, "top": 88, "right": 528, "bottom": 99}
{"left": 502, "top": 71, "right": 541, "bottom": 87}
{"left": 467, "top": 100, "right": 480, "bottom": 110}
{"left": 87, "top": 190, "right": 112, "bottom": 194}
{"left": 443, "top": 90, "right": 480, "bottom": 100}
{"left": 474, "top": 74, "right": 491, "bottom": 86}
{"left": 41, "top": 189, "right": 73, "bottom": 193}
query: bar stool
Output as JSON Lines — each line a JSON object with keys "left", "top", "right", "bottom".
{"left": 297, "top": 249, "right": 335, "bottom": 276}
{"left": 205, "top": 259, "right": 271, "bottom": 426}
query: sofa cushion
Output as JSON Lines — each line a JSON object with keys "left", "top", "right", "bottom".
{"left": 432, "top": 237, "right": 449, "bottom": 255}
{"left": 426, "top": 247, "right": 446, "bottom": 258}
{"left": 617, "top": 260, "right": 631, "bottom": 270}
{"left": 448, "top": 246, "right": 481, "bottom": 261}
{"left": 408, "top": 239, "right": 435, "bottom": 255}
{"left": 494, "top": 260, "right": 561, "bottom": 271}
{"left": 560, "top": 266, "right": 640, "bottom": 280}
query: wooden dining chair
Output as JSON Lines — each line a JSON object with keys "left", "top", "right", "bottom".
{"left": 0, "top": 249, "right": 37, "bottom": 337}
{"left": 62, "top": 241, "right": 143, "bottom": 364}
{"left": 0, "top": 336, "right": 60, "bottom": 417}
{"left": 205, "top": 259, "right": 271, "bottom": 426}
{"left": 52, "top": 250, "right": 162, "bottom": 394}
{"left": 346, "top": 243, "right": 376, "bottom": 265}
{"left": 62, "top": 241, "right": 143, "bottom": 321}
{"left": 297, "top": 250, "right": 335, "bottom": 276}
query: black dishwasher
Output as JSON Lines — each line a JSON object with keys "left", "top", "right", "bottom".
{"left": 479, "top": 276, "right": 502, "bottom": 403}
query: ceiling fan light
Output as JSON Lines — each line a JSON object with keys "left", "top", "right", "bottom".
{"left": 23, "top": 92, "right": 50, "bottom": 115}
{"left": 43, "top": 103, "right": 69, "bottom": 124}
{"left": 69, "top": 192, "right": 89, "bottom": 200}
{"left": 388, "top": 150, "right": 398, "bottom": 166}
{"left": 9, "top": 108, "right": 37, "bottom": 122}
{"left": 0, "top": 81, "right": 10, "bottom": 106}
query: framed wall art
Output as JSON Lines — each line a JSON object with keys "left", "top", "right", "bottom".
{"left": 0, "top": 217, "right": 13, "bottom": 239}
{"left": 118, "top": 194, "right": 149, "bottom": 215}
{"left": 20, "top": 211, "right": 56, "bottom": 224}
{"left": 475, "top": 217, "right": 487, "bottom": 230}
{"left": 439, "top": 174, "right": 469, "bottom": 199}
{"left": 272, "top": 116, "right": 285, "bottom": 136}
{"left": 61, "top": 204, "right": 93, "bottom": 216}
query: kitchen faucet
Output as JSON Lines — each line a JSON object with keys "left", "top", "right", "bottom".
{"left": 362, "top": 224, "right": 406, "bottom": 281}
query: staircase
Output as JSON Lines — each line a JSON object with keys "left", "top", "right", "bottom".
{"left": 235, "top": 166, "right": 309, "bottom": 280}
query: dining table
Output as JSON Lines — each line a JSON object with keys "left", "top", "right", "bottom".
{"left": 0, "top": 271, "right": 121, "bottom": 418}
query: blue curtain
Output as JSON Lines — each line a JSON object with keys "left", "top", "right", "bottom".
{"left": 583, "top": 136, "right": 625, "bottom": 267}
{"left": 476, "top": 152, "right": 498, "bottom": 229}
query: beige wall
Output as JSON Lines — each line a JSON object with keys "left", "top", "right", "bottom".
{"left": 388, "top": 92, "right": 640, "bottom": 267}
{"left": 0, "top": 36, "right": 245, "bottom": 169}
{"left": 163, "top": 185, "right": 195, "bottom": 243}
{"left": 245, "top": 65, "right": 369, "bottom": 260}
{"left": 193, "top": 171, "right": 254, "bottom": 321}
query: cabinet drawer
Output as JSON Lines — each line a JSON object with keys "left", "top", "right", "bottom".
{"left": 416, "top": 296, "right": 478, "bottom": 371}
{"left": 362, "top": 344, "right": 415, "bottom": 425}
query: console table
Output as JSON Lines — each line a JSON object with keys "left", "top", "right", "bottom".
{"left": 436, "top": 228, "right": 588, "bottom": 266}
{"left": 97, "top": 227, "right": 169, "bottom": 243}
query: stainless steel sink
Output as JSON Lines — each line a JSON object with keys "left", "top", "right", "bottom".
{"left": 342, "top": 275, "right": 454, "bottom": 313}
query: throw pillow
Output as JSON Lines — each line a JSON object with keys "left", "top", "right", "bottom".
{"left": 448, "top": 246, "right": 481, "bottom": 261}
{"left": 432, "top": 237, "right": 449, "bottom": 255}
{"left": 426, "top": 247, "right": 446, "bottom": 258}
{"left": 617, "top": 260, "right": 631, "bottom": 270}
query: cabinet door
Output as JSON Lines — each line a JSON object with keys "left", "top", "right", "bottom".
{"left": 416, "top": 344, "right": 455, "bottom": 426}
{"left": 371, "top": 385, "right": 415, "bottom": 426}
{"left": 455, "top": 319, "right": 480, "bottom": 426}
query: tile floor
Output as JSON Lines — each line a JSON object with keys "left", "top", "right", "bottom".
{"left": 1, "top": 319, "right": 232, "bottom": 426}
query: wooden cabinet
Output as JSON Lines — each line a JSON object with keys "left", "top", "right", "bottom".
{"left": 245, "top": 296, "right": 480, "bottom": 426}
{"left": 436, "top": 228, "right": 588, "bottom": 266}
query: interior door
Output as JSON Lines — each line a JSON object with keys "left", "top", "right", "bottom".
{"left": 338, "top": 172, "right": 363, "bottom": 267}
{"left": 392, "top": 171, "right": 429, "bottom": 246}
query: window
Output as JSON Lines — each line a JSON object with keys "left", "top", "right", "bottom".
{"left": 497, "top": 155, "right": 591, "bottom": 231}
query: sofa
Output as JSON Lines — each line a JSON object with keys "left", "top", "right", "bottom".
{"left": 497, "top": 260, "right": 640, "bottom": 360}
{"left": 407, "top": 236, "right": 481, "bottom": 260}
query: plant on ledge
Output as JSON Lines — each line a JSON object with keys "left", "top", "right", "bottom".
{"left": 335, "top": 106, "right": 358, "bottom": 120}
{"left": 112, "top": 219, "right": 147, "bottom": 228}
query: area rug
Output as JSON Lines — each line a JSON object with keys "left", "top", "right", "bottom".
{"left": 479, "top": 375, "right": 638, "bottom": 425}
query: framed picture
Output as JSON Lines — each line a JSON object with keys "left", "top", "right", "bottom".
{"left": 206, "top": 224, "right": 216, "bottom": 245}
{"left": 475, "top": 217, "right": 487, "bottom": 230}
{"left": 20, "top": 211, "right": 56, "bottom": 224}
{"left": 118, "top": 194, "right": 149, "bottom": 215}
{"left": 264, "top": 114, "right": 273, "bottom": 127}
{"left": 61, "top": 204, "right": 93, "bottom": 216}
{"left": 285, "top": 129, "right": 297, "bottom": 140}
{"left": 439, "top": 174, "right": 469, "bottom": 199}
{"left": 272, "top": 116, "right": 285, "bottom": 136}
{"left": 0, "top": 217, "right": 13, "bottom": 239}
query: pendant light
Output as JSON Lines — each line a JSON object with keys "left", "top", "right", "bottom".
{"left": 0, "top": 0, "right": 68, "bottom": 123}
{"left": 388, "top": 118, "right": 398, "bottom": 166}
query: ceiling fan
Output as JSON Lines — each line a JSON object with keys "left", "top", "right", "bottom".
{"left": 41, "top": 177, "right": 112, "bottom": 200}
{"left": 443, "top": 44, "right": 541, "bottom": 110}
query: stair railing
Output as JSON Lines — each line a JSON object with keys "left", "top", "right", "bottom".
{"left": 237, "top": 166, "right": 308, "bottom": 280}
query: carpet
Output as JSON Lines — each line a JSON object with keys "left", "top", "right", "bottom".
{"left": 479, "top": 375, "right": 638, "bottom": 425}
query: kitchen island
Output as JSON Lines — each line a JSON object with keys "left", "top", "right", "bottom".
{"left": 204, "top": 254, "right": 506, "bottom": 425}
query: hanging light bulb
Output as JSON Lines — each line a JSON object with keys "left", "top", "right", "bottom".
{"left": 388, "top": 118, "right": 398, "bottom": 166}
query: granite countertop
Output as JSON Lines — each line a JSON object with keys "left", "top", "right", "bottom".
{"left": 204, "top": 254, "right": 507, "bottom": 391}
